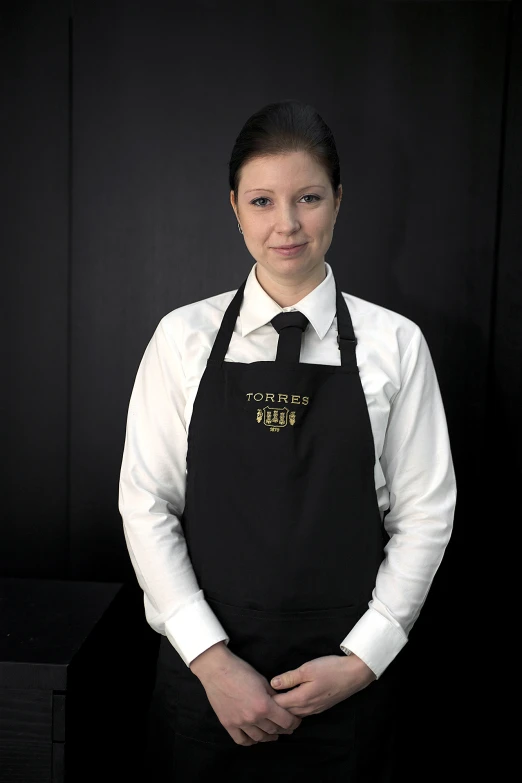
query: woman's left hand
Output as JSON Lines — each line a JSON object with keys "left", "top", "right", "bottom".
{"left": 269, "top": 654, "right": 377, "bottom": 717}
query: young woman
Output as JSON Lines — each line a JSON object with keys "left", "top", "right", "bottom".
{"left": 119, "top": 99, "right": 456, "bottom": 781}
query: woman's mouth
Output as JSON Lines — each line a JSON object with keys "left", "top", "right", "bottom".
{"left": 271, "top": 243, "right": 307, "bottom": 256}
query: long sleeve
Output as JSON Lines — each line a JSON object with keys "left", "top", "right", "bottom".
{"left": 118, "top": 318, "right": 230, "bottom": 666}
{"left": 339, "top": 325, "right": 457, "bottom": 678}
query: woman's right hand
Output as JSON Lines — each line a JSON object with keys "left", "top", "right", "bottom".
{"left": 190, "top": 644, "right": 303, "bottom": 746}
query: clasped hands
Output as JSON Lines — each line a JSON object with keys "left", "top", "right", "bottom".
{"left": 270, "top": 652, "right": 376, "bottom": 715}
{"left": 195, "top": 646, "right": 376, "bottom": 747}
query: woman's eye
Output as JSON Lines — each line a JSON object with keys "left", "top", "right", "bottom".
{"left": 250, "top": 194, "right": 321, "bottom": 207}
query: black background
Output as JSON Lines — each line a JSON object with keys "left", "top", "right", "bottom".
{"left": 1, "top": 1, "right": 519, "bottom": 774}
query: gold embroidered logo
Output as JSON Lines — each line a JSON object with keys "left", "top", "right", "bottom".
{"left": 246, "top": 392, "right": 309, "bottom": 405}
{"left": 257, "top": 406, "right": 297, "bottom": 432}
{"left": 248, "top": 393, "right": 309, "bottom": 432}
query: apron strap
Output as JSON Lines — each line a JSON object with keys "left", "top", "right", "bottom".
{"left": 208, "top": 275, "right": 357, "bottom": 366}
{"left": 208, "top": 279, "right": 247, "bottom": 365}
{"left": 335, "top": 281, "right": 358, "bottom": 364}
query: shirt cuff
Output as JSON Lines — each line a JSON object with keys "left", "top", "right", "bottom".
{"left": 164, "top": 599, "right": 230, "bottom": 667}
{"left": 339, "top": 607, "right": 408, "bottom": 679}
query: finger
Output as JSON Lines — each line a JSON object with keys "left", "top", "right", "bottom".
{"left": 257, "top": 718, "right": 294, "bottom": 735}
{"left": 271, "top": 690, "right": 301, "bottom": 711}
{"left": 270, "top": 702, "right": 302, "bottom": 731}
{"left": 244, "top": 725, "right": 279, "bottom": 743}
{"left": 230, "top": 728, "right": 257, "bottom": 746}
{"left": 230, "top": 727, "right": 277, "bottom": 746}
{"left": 271, "top": 667, "right": 304, "bottom": 690}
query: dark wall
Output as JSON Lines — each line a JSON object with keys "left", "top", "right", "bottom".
{"left": 2, "top": 0, "right": 520, "bottom": 768}
{"left": 1, "top": 0, "right": 70, "bottom": 576}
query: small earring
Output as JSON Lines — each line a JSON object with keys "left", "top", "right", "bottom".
{"left": 237, "top": 222, "right": 243, "bottom": 235}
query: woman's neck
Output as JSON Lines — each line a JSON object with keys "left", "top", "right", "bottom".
{"left": 255, "top": 261, "right": 326, "bottom": 308}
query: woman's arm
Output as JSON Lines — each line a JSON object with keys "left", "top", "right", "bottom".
{"left": 340, "top": 324, "right": 457, "bottom": 678}
{"left": 118, "top": 317, "right": 230, "bottom": 666}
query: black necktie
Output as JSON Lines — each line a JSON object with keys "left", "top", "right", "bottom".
{"left": 270, "top": 311, "right": 310, "bottom": 362}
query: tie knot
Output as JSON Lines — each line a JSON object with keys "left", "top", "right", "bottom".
{"left": 270, "top": 311, "right": 309, "bottom": 334}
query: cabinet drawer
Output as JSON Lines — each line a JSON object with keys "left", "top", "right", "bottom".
{"left": 0, "top": 689, "right": 52, "bottom": 782}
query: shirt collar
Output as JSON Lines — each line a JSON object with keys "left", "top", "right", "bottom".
{"left": 239, "top": 261, "right": 337, "bottom": 341}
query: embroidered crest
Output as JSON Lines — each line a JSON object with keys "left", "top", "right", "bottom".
{"left": 256, "top": 406, "right": 296, "bottom": 432}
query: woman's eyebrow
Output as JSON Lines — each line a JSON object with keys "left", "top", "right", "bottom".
{"left": 244, "top": 184, "right": 327, "bottom": 194}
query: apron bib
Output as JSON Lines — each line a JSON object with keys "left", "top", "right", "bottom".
{"left": 148, "top": 274, "right": 400, "bottom": 781}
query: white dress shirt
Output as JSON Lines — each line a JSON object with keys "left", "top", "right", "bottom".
{"left": 118, "top": 261, "right": 456, "bottom": 679}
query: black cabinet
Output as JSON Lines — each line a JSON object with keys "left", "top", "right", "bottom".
{"left": 0, "top": 578, "right": 159, "bottom": 782}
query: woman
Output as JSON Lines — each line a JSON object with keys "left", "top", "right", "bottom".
{"left": 118, "top": 100, "right": 456, "bottom": 781}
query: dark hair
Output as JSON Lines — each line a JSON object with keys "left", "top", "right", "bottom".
{"left": 228, "top": 99, "right": 341, "bottom": 212}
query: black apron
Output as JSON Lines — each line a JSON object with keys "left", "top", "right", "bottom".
{"left": 146, "top": 273, "right": 401, "bottom": 782}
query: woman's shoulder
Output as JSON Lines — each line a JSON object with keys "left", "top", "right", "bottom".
{"left": 157, "top": 285, "right": 239, "bottom": 341}
{"left": 340, "top": 289, "right": 421, "bottom": 356}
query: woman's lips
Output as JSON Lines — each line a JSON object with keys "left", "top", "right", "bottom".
{"left": 271, "top": 243, "right": 307, "bottom": 256}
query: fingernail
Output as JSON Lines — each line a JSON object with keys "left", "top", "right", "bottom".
{"left": 272, "top": 677, "right": 281, "bottom": 686}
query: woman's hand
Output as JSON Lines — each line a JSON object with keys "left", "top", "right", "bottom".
{"left": 269, "top": 654, "right": 377, "bottom": 716}
{"left": 192, "top": 646, "right": 303, "bottom": 746}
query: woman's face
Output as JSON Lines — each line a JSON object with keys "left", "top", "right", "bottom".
{"left": 230, "top": 151, "right": 341, "bottom": 282}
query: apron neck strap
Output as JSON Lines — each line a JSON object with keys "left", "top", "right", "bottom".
{"left": 208, "top": 275, "right": 357, "bottom": 366}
